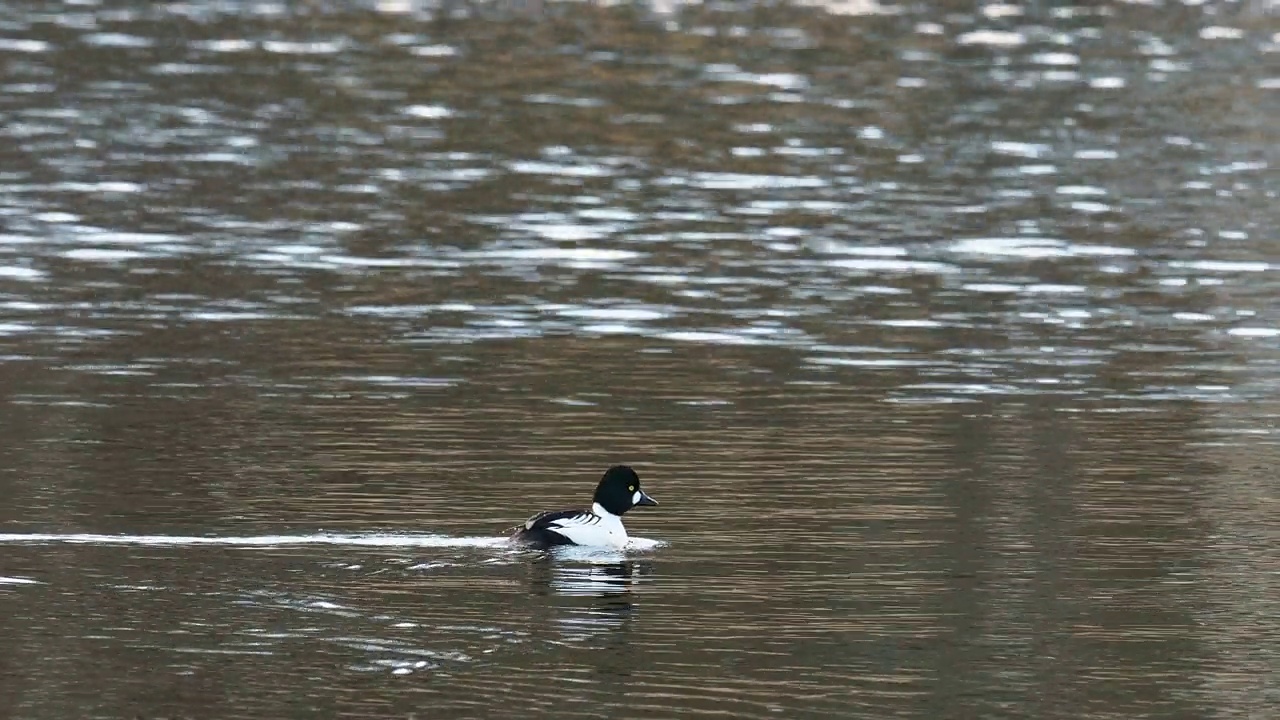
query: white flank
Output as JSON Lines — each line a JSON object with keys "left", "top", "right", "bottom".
{"left": 543, "top": 503, "right": 628, "bottom": 549}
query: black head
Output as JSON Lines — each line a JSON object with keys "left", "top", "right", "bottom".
{"left": 592, "top": 465, "right": 658, "bottom": 516}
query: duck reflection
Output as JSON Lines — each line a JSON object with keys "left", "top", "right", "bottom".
{"left": 527, "top": 551, "right": 653, "bottom": 644}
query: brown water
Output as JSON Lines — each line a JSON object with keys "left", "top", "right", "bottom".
{"left": 2, "top": 1, "right": 1279, "bottom": 718}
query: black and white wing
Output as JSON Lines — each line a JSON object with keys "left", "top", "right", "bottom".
{"left": 512, "top": 508, "right": 603, "bottom": 549}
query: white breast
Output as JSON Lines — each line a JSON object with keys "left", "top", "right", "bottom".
{"left": 546, "top": 503, "right": 628, "bottom": 549}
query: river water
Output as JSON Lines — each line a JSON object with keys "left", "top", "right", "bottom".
{"left": 1, "top": 1, "right": 1279, "bottom": 718}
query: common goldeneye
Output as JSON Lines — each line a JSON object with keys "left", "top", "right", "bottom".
{"left": 511, "top": 465, "right": 658, "bottom": 550}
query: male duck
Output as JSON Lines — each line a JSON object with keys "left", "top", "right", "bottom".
{"left": 511, "top": 465, "right": 658, "bottom": 549}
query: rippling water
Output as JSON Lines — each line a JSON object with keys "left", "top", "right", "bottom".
{"left": 2, "top": 0, "right": 1279, "bottom": 717}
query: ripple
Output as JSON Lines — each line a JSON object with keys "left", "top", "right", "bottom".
{"left": 808, "top": 239, "right": 908, "bottom": 256}
{"left": 553, "top": 306, "right": 671, "bottom": 322}
{"left": 1227, "top": 327, "right": 1280, "bottom": 338}
{"left": 0, "top": 266, "right": 45, "bottom": 280}
{"left": 1032, "top": 52, "right": 1079, "bottom": 66}
{"left": 878, "top": 319, "right": 944, "bottom": 328}
{"left": 182, "top": 311, "right": 282, "bottom": 322}
{"left": 54, "top": 181, "right": 147, "bottom": 193}
{"left": 1090, "top": 77, "right": 1127, "bottom": 89}
{"left": 407, "top": 44, "right": 459, "bottom": 57}
{"left": 66, "top": 229, "right": 182, "bottom": 244}
{"left": 657, "top": 331, "right": 765, "bottom": 346}
{"left": 335, "top": 375, "right": 462, "bottom": 387}
{"left": 828, "top": 257, "right": 959, "bottom": 273}
{"left": 1168, "top": 260, "right": 1271, "bottom": 273}
{"left": 193, "top": 39, "right": 254, "bottom": 52}
{"left": 808, "top": 356, "right": 933, "bottom": 368}
{"left": 705, "top": 66, "right": 810, "bottom": 91}
{"left": 466, "top": 247, "right": 642, "bottom": 263}
{"left": 1200, "top": 26, "right": 1245, "bottom": 41}
{"left": 507, "top": 160, "right": 615, "bottom": 177}
{"left": 991, "top": 141, "right": 1051, "bottom": 158}
{"left": 948, "top": 236, "right": 1134, "bottom": 259}
{"left": 404, "top": 104, "right": 454, "bottom": 119}
{"left": 669, "top": 172, "right": 829, "bottom": 190}
{"left": 1070, "top": 201, "right": 1112, "bottom": 213}
{"left": 262, "top": 39, "right": 349, "bottom": 55}
{"left": 314, "top": 254, "right": 459, "bottom": 269}
{"left": 61, "top": 248, "right": 150, "bottom": 262}
{"left": 580, "top": 323, "right": 641, "bottom": 334}
{"left": 82, "top": 33, "right": 153, "bottom": 48}
{"left": 1057, "top": 185, "right": 1107, "bottom": 196}
{"left": 957, "top": 30, "right": 1026, "bottom": 46}
{"left": 0, "top": 38, "right": 51, "bottom": 53}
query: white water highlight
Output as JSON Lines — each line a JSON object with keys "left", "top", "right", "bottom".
{"left": 0, "top": 533, "right": 512, "bottom": 548}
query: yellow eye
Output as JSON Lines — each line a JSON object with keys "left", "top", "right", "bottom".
{"left": 628, "top": 486, "right": 635, "bottom": 492}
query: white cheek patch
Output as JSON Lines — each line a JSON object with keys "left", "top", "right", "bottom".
{"left": 632, "top": 490, "right": 642, "bottom": 504}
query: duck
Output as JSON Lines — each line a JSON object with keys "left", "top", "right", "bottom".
{"left": 511, "top": 465, "right": 658, "bottom": 550}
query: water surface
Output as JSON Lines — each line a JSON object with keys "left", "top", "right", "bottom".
{"left": 2, "top": 0, "right": 1279, "bottom": 718}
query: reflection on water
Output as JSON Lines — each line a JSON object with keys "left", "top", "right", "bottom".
{"left": 2, "top": 0, "right": 1279, "bottom": 717}
{"left": 530, "top": 553, "right": 647, "bottom": 642}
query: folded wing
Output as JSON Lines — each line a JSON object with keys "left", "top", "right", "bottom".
{"left": 525, "top": 509, "right": 598, "bottom": 532}
{"left": 513, "top": 508, "right": 600, "bottom": 548}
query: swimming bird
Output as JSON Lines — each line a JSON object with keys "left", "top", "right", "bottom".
{"left": 511, "top": 465, "right": 658, "bottom": 550}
